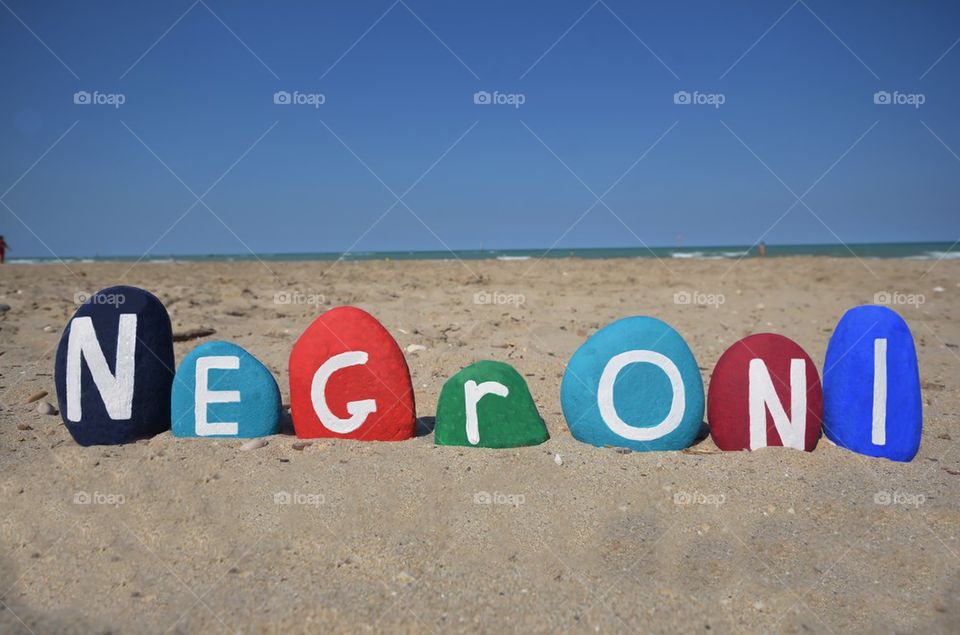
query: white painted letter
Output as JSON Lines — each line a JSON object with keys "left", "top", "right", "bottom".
{"left": 597, "top": 350, "right": 685, "bottom": 441}
{"left": 749, "top": 358, "right": 806, "bottom": 450}
{"left": 195, "top": 356, "right": 241, "bottom": 436}
{"left": 464, "top": 380, "right": 510, "bottom": 445}
{"left": 310, "top": 351, "right": 377, "bottom": 434}
{"left": 66, "top": 315, "right": 137, "bottom": 422}
{"left": 872, "top": 338, "right": 888, "bottom": 445}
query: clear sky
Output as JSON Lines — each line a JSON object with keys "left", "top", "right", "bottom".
{"left": 2, "top": 0, "right": 959, "bottom": 258}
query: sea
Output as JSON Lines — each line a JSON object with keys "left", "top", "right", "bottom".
{"left": 7, "top": 242, "right": 959, "bottom": 264}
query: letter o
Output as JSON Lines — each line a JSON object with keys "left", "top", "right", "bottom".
{"left": 597, "top": 350, "right": 685, "bottom": 441}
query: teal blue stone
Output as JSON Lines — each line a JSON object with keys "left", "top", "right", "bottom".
{"left": 561, "top": 316, "right": 704, "bottom": 451}
{"left": 171, "top": 341, "right": 281, "bottom": 438}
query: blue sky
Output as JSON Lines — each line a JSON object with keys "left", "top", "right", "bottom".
{"left": 1, "top": 0, "right": 959, "bottom": 257}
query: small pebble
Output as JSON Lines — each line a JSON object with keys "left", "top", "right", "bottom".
{"left": 292, "top": 441, "right": 312, "bottom": 451}
{"left": 36, "top": 401, "right": 58, "bottom": 415}
{"left": 26, "top": 390, "right": 48, "bottom": 404}
{"left": 405, "top": 344, "right": 427, "bottom": 354}
{"left": 394, "top": 571, "right": 416, "bottom": 584}
{"left": 42, "top": 325, "right": 56, "bottom": 333}
{"left": 0, "top": 303, "right": 11, "bottom": 313}
{"left": 17, "top": 423, "right": 33, "bottom": 431}
{"left": 933, "top": 286, "right": 944, "bottom": 293}
{"left": 172, "top": 327, "right": 216, "bottom": 342}
{"left": 240, "top": 438, "right": 268, "bottom": 451}
{"left": 554, "top": 453, "right": 563, "bottom": 465}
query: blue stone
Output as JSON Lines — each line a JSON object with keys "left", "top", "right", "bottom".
{"left": 561, "top": 316, "right": 704, "bottom": 451}
{"left": 171, "top": 341, "right": 281, "bottom": 438}
{"left": 54, "top": 286, "right": 174, "bottom": 446}
{"left": 823, "top": 305, "right": 922, "bottom": 462}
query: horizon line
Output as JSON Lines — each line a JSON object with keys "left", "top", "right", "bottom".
{"left": 8, "top": 239, "right": 957, "bottom": 261}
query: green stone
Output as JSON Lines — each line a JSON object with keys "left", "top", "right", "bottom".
{"left": 434, "top": 360, "right": 548, "bottom": 448}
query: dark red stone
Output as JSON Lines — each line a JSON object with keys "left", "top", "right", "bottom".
{"left": 289, "top": 306, "right": 415, "bottom": 441}
{"left": 708, "top": 333, "right": 822, "bottom": 452}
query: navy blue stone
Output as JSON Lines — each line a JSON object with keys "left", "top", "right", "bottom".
{"left": 54, "top": 286, "right": 174, "bottom": 446}
{"left": 823, "top": 305, "right": 922, "bottom": 462}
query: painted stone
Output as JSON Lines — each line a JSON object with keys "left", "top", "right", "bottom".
{"left": 434, "top": 360, "right": 548, "bottom": 448}
{"left": 708, "top": 333, "right": 822, "bottom": 452}
{"left": 171, "top": 341, "right": 281, "bottom": 438}
{"left": 54, "top": 286, "right": 174, "bottom": 446}
{"left": 560, "top": 316, "right": 704, "bottom": 452}
{"left": 288, "top": 306, "right": 415, "bottom": 441}
{"left": 823, "top": 305, "right": 922, "bottom": 462}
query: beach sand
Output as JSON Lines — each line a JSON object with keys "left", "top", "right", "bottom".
{"left": 1, "top": 256, "right": 958, "bottom": 634}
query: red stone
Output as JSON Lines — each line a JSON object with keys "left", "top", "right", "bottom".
{"left": 289, "top": 306, "right": 416, "bottom": 441}
{"left": 707, "top": 333, "right": 822, "bottom": 452}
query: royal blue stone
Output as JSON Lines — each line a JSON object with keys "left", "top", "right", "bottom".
{"left": 561, "top": 316, "right": 704, "bottom": 451}
{"left": 823, "top": 305, "right": 922, "bottom": 461}
{"left": 54, "top": 286, "right": 174, "bottom": 446}
{"left": 171, "top": 341, "right": 281, "bottom": 438}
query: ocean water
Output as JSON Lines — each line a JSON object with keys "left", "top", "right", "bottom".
{"left": 7, "top": 242, "right": 958, "bottom": 264}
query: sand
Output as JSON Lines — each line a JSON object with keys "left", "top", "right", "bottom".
{"left": 0, "top": 256, "right": 958, "bottom": 634}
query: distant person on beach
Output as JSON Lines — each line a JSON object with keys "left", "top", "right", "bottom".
{"left": 0, "top": 235, "right": 9, "bottom": 263}
{"left": 757, "top": 241, "right": 766, "bottom": 258}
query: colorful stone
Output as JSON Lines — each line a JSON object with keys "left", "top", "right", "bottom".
{"left": 560, "top": 316, "right": 704, "bottom": 452}
{"left": 171, "top": 341, "right": 281, "bottom": 438}
{"left": 288, "top": 306, "right": 415, "bottom": 441}
{"left": 435, "top": 360, "right": 548, "bottom": 448}
{"left": 823, "top": 305, "right": 922, "bottom": 461}
{"left": 54, "top": 286, "right": 174, "bottom": 446}
{"left": 708, "top": 333, "right": 822, "bottom": 452}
